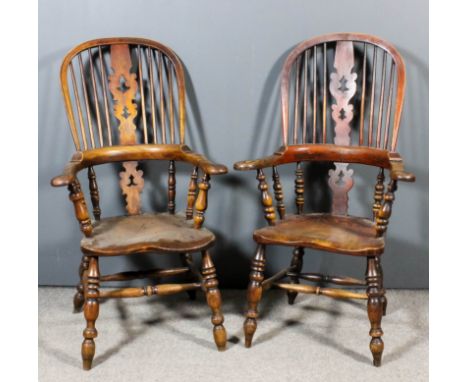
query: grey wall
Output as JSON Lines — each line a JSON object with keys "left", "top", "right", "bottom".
{"left": 39, "top": 0, "right": 428, "bottom": 288}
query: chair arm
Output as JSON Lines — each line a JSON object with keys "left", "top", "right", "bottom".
{"left": 51, "top": 144, "right": 228, "bottom": 187}
{"left": 235, "top": 144, "right": 416, "bottom": 183}
{"left": 388, "top": 152, "right": 416, "bottom": 182}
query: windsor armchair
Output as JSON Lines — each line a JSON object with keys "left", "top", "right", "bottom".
{"left": 234, "top": 33, "right": 415, "bottom": 366}
{"left": 51, "top": 37, "right": 227, "bottom": 370}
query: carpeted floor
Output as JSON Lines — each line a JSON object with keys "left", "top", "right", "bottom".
{"left": 39, "top": 288, "right": 428, "bottom": 381}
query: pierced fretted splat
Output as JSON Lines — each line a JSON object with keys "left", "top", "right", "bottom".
{"left": 108, "top": 44, "right": 144, "bottom": 215}
{"left": 327, "top": 41, "right": 357, "bottom": 215}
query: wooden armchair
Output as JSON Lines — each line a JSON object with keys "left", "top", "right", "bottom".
{"left": 234, "top": 33, "right": 415, "bottom": 366}
{"left": 51, "top": 38, "right": 227, "bottom": 370}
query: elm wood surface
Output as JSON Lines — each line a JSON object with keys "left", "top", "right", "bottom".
{"left": 253, "top": 214, "right": 385, "bottom": 256}
{"left": 80, "top": 213, "right": 215, "bottom": 256}
{"left": 52, "top": 38, "right": 227, "bottom": 370}
{"left": 235, "top": 33, "right": 415, "bottom": 367}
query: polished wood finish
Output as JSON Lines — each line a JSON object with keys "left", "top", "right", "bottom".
{"left": 201, "top": 250, "right": 227, "bottom": 350}
{"left": 257, "top": 169, "right": 276, "bottom": 225}
{"left": 366, "top": 256, "right": 385, "bottom": 366}
{"left": 272, "top": 167, "right": 285, "bottom": 219}
{"left": 193, "top": 174, "right": 210, "bottom": 229}
{"left": 244, "top": 244, "right": 266, "bottom": 348}
{"left": 53, "top": 38, "right": 227, "bottom": 370}
{"left": 236, "top": 34, "right": 414, "bottom": 366}
{"left": 253, "top": 214, "right": 385, "bottom": 256}
{"left": 328, "top": 41, "right": 356, "bottom": 215}
{"left": 274, "top": 283, "right": 368, "bottom": 300}
{"left": 99, "top": 283, "right": 201, "bottom": 299}
{"left": 82, "top": 256, "right": 99, "bottom": 370}
{"left": 80, "top": 213, "right": 215, "bottom": 256}
{"left": 87, "top": 167, "right": 101, "bottom": 221}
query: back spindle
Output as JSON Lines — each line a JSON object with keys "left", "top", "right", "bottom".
{"left": 88, "top": 48, "right": 103, "bottom": 147}
{"left": 88, "top": 166, "right": 101, "bottom": 220}
{"left": 272, "top": 167, "right": 286, "bottom": 219}
{"left": 186, "top": 167, "right": 198, "bottom": 219}
{"left": 168, "top": 160, "right": 176, "bottom": 214}
{"left": 294, "top": 162, "right": 305, "bottom": 214}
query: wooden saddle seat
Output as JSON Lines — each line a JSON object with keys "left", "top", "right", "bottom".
{"left": 253, "top": 213, "right": 384, "bottom": 256}
{"left": 81, "top": 213, "right": 215, "bottom": 256}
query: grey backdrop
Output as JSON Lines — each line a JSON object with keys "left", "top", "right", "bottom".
{"left": 39, "top": 0, "right": 428, "bottom": 288}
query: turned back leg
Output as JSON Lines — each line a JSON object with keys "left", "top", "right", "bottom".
{"left": 244, "top": 244, "right": 266, "bottom": 348}
{"left": 287, "top": 247, "right": 304, "bottom": 305}
{"left": 201, "top": 250, "right": 227, "bottom": 350}
{"left": 73, "top": 255, "right": 89, "bottom": 313}
{"left": 375, "top": 257, "right": 387, "bottom": 316}
{"left": 366, "top": 256, "right": 385, "bottom": 366}
{"left": 180, "top": 253, "right": 197, "bottom": 300}
{"left": 82, "top": 256, "right": 100, "bottom": 370}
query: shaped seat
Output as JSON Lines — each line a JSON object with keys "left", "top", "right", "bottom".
{"left": 253, "top": 213, "right": 384, "bottom": 256}
{"left": 81, "top": 213, "right": 215, "bottom": 256}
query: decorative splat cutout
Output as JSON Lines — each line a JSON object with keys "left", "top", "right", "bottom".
{"left": 109, "top": 44, "right": 143, "bottom": 215}
{"left": 328, "top": 41, "right": 357, "bottom": 215}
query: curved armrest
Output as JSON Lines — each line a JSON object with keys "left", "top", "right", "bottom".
{"left": 51, "top": 144, "right": 228, "bottom": 187}
{"left": 234, "top": 144, "right": 415, "bottom": 182}
{"left": 388, "top": 152, "right": 416, "bottom": 182}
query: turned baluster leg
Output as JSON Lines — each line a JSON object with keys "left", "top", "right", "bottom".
{"left": 287, "top": 247, "right": 304, "bottom": 305}
{"left": 201, "top": 250, "right": 227, "bottom": 350}
{"left": 366, "top": 256, "right": 385, "bottom": 367}
{"left": 375, "top": 256, "right": 387, "bottom": 316}
{"left": 180, "top": 253, "right": 197, "bottom": 300}
{"left": 82, "top": 256, "right": 100, "bottom": 370}
{"left": 244, "top": 244, "right": 266, "bottom": 348}
{"left": 73, "top": 255, "right": 90, "bottom": 313}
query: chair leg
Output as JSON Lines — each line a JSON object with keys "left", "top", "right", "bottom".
{"left": 180, "top": 253, "right": 197, "bottom": 300}
{"left": 73, "top": 255, "right": 89, "bottom": 313}
{"left": 375, "top": 257, "right": 387, "bottom": 316}
{"left": 287, "top": 247, "right": 304, "bottom": 305}
{"left": 201, "top": 250, "right": 227, "bottom": 351}
{"left": 244, "top": 244, "right": 266, "bottom": 348}
{"left": 366, "top": 256, "right": 385, "bottom": 367}
{"left": 81, "top": 256, "right": 100, "bottom": 370}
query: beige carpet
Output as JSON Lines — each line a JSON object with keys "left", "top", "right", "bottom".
{"left": 39, "top": 288, "right": 428, "bottom": 381}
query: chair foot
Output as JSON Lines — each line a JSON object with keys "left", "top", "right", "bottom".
{"left": 366, "top": 256, "right": 384, "bottom": 367}
{"left": 81, "top": 256, "right": 100, "bottom": 370}
{"left": 201, "top": 250, "right": 227, "bottom": 350}
{"left": 287, "top": 247, "right": 304, "bottom": 305}
{"left": 244, "top": 244, "right": 266, "bottom": 348}
{"left": 244, "top": 317, "right": 257, "bottom": 348}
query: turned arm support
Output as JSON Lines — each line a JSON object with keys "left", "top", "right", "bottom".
{"left": 234, "top": 144, "right": 415, "bottom": 183}
{"left": 51, "top": 144, "right": 228, "bottom": 187}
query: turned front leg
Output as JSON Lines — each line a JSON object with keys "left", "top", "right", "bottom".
{"left": 82, "top": 256, "right": 100, "bottom": 370}
{"left": 244, "top": 244, "right": 266, "bottom": 348}
{"left": 73, "top": 255, "right": 90, "bottom": 313}
{"left": 287, "top": 247, "right": 304, "bottom": 305}
{"left": 366, "top": 256, "right": 385, "bottom": 367}
{"left": 201, "top": 250, "right": 227, "bottom": 350}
